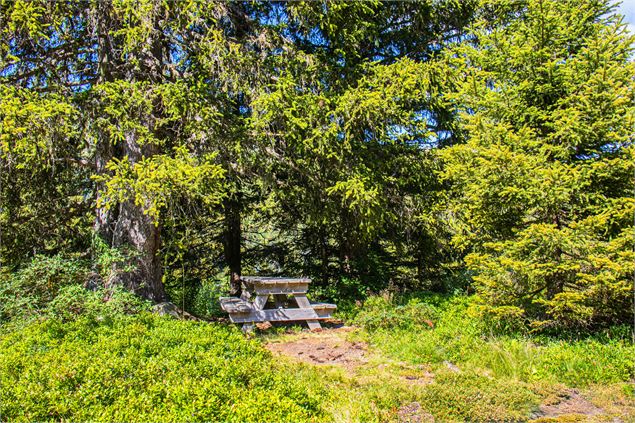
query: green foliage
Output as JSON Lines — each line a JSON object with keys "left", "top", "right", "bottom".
{"left": 94, "top": 145, "right": 225, "bottom": 222}
{"left": 0, "top": 86, "right": 77, "bottom": 169}
{"left": 0, "top": 313, "right": 326, "bottom": 422}
{"left": 353, "top": 293, "right": 438, "bottom": 331}
{"left": 440, "top": 0, "right": 635, "bottom": 329}
{"left": 356, "top": 294, "right": 635, "bottom": 387}
{"left": 0, "top": 254, "right": 89, "bottom": 324}
{"left": 418, "top": 370, "right": 539, "bottom": 422}
{"left": 46, "top": 285, "right": 150, "bottom": 323}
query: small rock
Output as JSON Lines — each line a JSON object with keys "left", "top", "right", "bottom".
{"left": 152, "top": 302, "right": 180, "bottom": 318}
{"left": 443, "top": 361, "right": 461, "bottom": 373}
{"left": 256, "top": 321, "right": 273, "bottom": 331}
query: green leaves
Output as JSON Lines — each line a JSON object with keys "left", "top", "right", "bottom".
{"left": 0, "top": 86, "right": 78, "bottom": 170}
{"left": 0, "top": 314, "right": 326, "bottom": 421}
{"left": 442, "top": 0, "right": 635, "bottom": 329}
{"left": 95, "top": 146, "right": 225, "bottom": 222}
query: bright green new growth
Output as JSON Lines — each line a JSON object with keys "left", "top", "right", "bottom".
{"left": 441, "top": 0, "right": 635, "bottom": 329}
{"left": 0, "top": 314, "right": 326, "bottom": 422}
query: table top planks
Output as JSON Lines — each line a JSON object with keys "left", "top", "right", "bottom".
{"left": 221, "top": 276, "right": 334, "bottom": 332}
{"left": 241, "top": 276, "right": 312, "bottom": 284}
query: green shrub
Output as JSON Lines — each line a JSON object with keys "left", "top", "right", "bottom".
{"left": 46, "top": 285, "right": 150, "bottom": 323}
{"left": 0, "top": 254, "right": 89, "bottom": 323}
{"left": 189, "top": 279, "right": 229, "bottom": 318}
{"left": 0, "top": 313, "right": 326, "bottom": 422}
{"left": 353, "top": 293, "right": 438, "bottom": 331}
{"left": 419, "top": 371, "right": 539, "bottom": 422}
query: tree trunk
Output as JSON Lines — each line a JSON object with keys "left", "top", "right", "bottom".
{"left": 339, "top": 237, "right": 353, "bottom": 277}
{"left": 93, "top": 4, "right": 167, "bottom": 301}
{"left": 108, "top": 131, "right": 165, "bottom": 301}
{"left": 223, "top": 194, "right": 242, "bottom": 296}
{"left": 111, "top": 201, "right": 165, "bottom": 301}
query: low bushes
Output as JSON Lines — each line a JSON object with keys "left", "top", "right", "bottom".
{"left": 354, "top": 293, "right": 635, "bottom": 387}
{"left": 0, "top": 254, "right": 89, "bottom": 323}
{"left": 0, "top": 313, "right": 327, "bottom": 422}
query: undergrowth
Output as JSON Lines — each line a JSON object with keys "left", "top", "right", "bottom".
{"left": 352, "top": 293, "right": 635, "bottom": 387}
{"left": 1, "top": 255, "right": 632, "bottom": 422}
{"left": 0, "top": 313, "right": 327, "bottom": 422}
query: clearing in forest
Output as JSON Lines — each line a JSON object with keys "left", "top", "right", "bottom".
{"left": 263, "top": 327, "right": 635, "bottom": 423}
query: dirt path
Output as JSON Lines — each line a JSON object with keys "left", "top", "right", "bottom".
{"left": 263, "top": 328, "right": 633, "bottom": 423}
{"left": 265, "top": 327, "right": 368, "bottom": 371}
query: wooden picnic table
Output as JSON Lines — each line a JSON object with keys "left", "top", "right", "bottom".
{"left": 220, "top": 276, "right": 336, "bottom": 332}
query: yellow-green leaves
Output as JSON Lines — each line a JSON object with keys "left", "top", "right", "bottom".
{"left": 442, "top": 0, "right": 635, "bottom": 329}
{"left": 0, "top": 86, "right": 77, "bottom": 169}
{"left": 95, "top": 147, "right": 225, "bottom": 222}
{"left": 5, "top": 0, "right": 48, "bottom": 39}
{"left": 94, "top": 81, "right": 160, "bottom": 146}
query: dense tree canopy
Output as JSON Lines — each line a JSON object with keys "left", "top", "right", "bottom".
{"left": 1, "top": 0, "right": 632, "bottom": 330}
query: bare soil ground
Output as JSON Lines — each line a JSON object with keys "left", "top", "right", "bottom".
{"left": 529, "top": 388, "right": 631, "bottom": 422}
{"left": 538, "top": 389, "right": 604, "bottom": 417}
{"left": 264, "top": 328, "right": 633, "bottom": 423}
{"left": 265, "top": 327, "right": 367, "bottom": 371}
{"left": 396, "top": 402, "right": 435, "bottom": 423}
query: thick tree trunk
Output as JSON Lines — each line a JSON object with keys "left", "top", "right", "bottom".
{"left": 93, "top": 4, "right": 167, "bottom": 302}
{"left": 223, "top": 194, "right": 242, "bottom": 296}
{"left": 108, "top": 133, "right": 165, "bottom": 301}
{"left": 111, "top": 200, "right": 165, "bottom": 301}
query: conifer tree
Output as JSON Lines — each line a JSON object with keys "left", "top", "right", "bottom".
{"left": 441, "top": 0, "right": 634, "bottom": 328}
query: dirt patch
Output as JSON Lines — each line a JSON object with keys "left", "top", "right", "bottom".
{"left": 397, "top": 402, "right": 435, "bottom": 423}
{"left": 532, "top": 389, "right": 606, "bottom": 421}
{"left": 265, "top": 331, "right": 367, "bottom": 370}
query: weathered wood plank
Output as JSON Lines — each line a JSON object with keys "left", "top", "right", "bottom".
{"left": 242, "top": 276, "right": 311, "bottom": 284}
{"left": 253, "top": 285, "right": 309, "bottom": 295}
{"left": 227, "top": 307, "right": 329, "bottom": 323}
{"left": 219, "top": 297, "right": 253, "bottom": 313}
{"left": 253, "top": 294, "right": 269, "bottom": 311}
{"left": 293, "top": 294, "right": 321, "bottom": 330}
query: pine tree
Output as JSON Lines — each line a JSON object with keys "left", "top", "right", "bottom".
{"left": 441, "top": 0, "right": 634, "bottom": 328}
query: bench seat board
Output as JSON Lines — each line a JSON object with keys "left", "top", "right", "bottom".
{"left": 229, "top": 308, "right": 331, "bottom": 323}
{"left": 241, "top": 276, "right": 311, "bottom": 285}
{"left": 227, "top": 307, "right": 332, "bottom": 323}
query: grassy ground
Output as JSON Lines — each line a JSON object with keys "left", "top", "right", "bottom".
{"left": 260, "top": 294, "right": 635, "bottom": 422}
{"left": 1, "top": 292, "right": 633, "bottom": 422}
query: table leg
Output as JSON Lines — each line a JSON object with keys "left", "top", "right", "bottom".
{"left": 254, "top": 294, "right": 268, "bottom": 310}
{"left": 250, "top": 294, "right": 270, "bottom": 329}
{"left": 294, "top": 294, "right": 321, "bottom": 330}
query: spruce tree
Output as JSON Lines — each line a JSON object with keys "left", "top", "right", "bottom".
{"left": 441, "top": 0, "right": 634, "bottom": 328}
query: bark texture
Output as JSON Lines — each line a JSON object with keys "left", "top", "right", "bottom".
{"left": 223, "top": 194, "right": 242, "bottom": 296}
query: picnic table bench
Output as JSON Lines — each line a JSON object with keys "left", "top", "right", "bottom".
{"left": 220, "top": 276, "right": 336, "bottom": 332}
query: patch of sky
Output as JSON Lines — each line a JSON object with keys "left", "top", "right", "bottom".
{"left": 616, "top": 0, "right": 635, "bottom": 34}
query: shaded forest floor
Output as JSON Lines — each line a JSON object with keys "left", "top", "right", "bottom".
{"left": 261, "top": 325, "right": 635, "bottom": 422}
